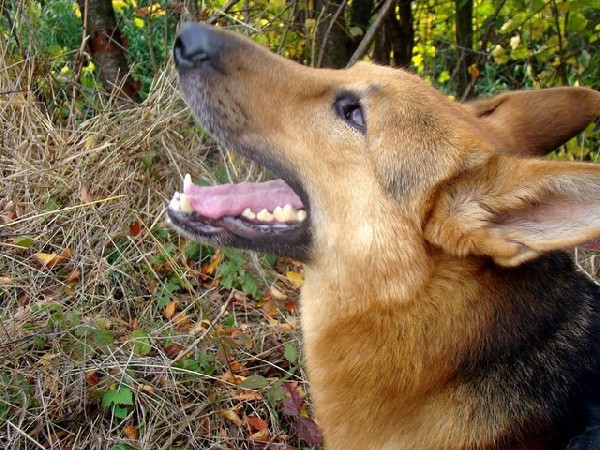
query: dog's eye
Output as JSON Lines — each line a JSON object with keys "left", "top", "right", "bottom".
{"left": 335, "top": 95, "right": 365, "bottom": 132}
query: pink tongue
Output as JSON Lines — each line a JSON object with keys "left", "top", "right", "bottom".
{"left": 184, "top": 179, "right": 304, "bottom": 219}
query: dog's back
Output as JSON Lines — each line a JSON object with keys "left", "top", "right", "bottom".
{"left": 170, "top": 23, "right": 600, "bottom": 449}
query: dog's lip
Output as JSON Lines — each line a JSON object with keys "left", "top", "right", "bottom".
{"left": 166, "top": 209, "right": 307, "bottom": 239}
{"left": 165, "top": 174, "right": 311, "bottom": 247}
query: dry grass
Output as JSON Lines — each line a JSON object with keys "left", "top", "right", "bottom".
{"left": 2, "top": 27, "right": 600, "bottom": 450}
{"left": 0, "top": 39, "right": 310, "bottom": 450}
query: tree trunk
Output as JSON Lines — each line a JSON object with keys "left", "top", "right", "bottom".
{"left": 315, "top": 0, "right": 348, "bottom": 68}
{"left": 78, "top": 0, "right": 140, "bottom": 101}
{"left": 454, "top": 0, "right": 474, "bottom": 100}
{"left": 373, "top": 0, "right": 414, "bottom": 68}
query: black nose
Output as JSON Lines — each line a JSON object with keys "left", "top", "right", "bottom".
{"left": 174, "top": 22, "right": 211, "bottom": 67}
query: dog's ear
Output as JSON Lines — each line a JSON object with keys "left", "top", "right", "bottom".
{"left": 465, "top": 87, "right": 600, "bottom": 157}
{"left": 425, "top": 156, "right": 600, "bottom": 267}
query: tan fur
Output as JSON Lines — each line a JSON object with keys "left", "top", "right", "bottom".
{"left": 173, "top": 25, "right": 600, "bottom": 449}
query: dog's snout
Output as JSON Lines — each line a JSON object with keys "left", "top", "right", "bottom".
{"left": 174, "top": 22, "right": 212, "bottom": 67}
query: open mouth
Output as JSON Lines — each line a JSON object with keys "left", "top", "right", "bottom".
{"left": 166, "top": 174, "right": 311, "bottom": 259}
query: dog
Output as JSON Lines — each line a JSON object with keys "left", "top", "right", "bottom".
{"left": 168, "top": 22, "right": 600, "bottom": 449}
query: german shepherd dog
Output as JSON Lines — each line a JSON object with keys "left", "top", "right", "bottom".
{"left": 168, "top": 22, "right": 600, "bottom": 449}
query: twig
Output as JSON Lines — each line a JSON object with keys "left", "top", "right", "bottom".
{"left": 0, "top": 195, "right": 125, "bottom": 229}
{"left": 347, "top": 0, "right": 396, "bottom": 67}
{"left": 170, "top": 290, "right": 236, "bottom": 365}
{"left": 5, "top": 420, "right": 45, "bottom": 450}
{"left": 207, "top": 0, "right": 242, "bottom": 25}
{"left": 316, "top": 0, "right": 348, "bottom": 68}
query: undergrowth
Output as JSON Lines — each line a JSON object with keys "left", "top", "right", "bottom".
{"left": 0, "top": 36, "right": 316, "bottom": 450}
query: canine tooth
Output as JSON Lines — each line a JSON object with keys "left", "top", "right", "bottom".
{"left": 241, "top": 208, "right": 256, "bottom": 220}
{"left": 256, "top": 209, "right": 274, "bottom": 222}
{"left": 169, "top": 194, "right": 181, "bottom": 211}
{"left": 179, "top": 194, "right": 194, "bottom": 213}
{"left": 297, "top": 209, "right": 307, "bottom": 222}
{"left": 183, "top": 173, "right": 192, "bottom": 191}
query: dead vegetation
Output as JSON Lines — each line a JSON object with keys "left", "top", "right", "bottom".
{"left": 1, "top": 28, "right": 600, "bottom": 450}
{"left": 0, "top": 39, "right": 313, "bottom": 450}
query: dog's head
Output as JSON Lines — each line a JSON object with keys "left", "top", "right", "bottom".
{"left": 168, "top": 22, "right": 600, "bottom": 267}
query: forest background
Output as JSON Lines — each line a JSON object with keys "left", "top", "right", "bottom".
{"left": 1, "top": 1, "right": 599, "bottom": 449}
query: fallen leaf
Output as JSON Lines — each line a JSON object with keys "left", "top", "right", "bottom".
{"left": 230, "top": 391, "right": 262, "bottom": 402}
{"left": 80, "top": 184, "right": 93, "bottom": 203}
{"left": 172, "top": 311, "right": 191, "bottom": 329}
{"left": 38, "top": 353, "right": 58, "bottom": 366}
{"left": 201, "top": 250, "right": 223, "bottom": 278}
{"left": 247, "top": 415, "right": 268, "bottom": 432}
{"left": 221, "top": 408, "right": 243, "bottom": 427}
{"left": 248, "top": 428, "right": 270, "bottom": 442}
{"left": 123, "top": 424, "right": 137, "bottom": 439}
{"left": 260, "top": 296, "right": 279, "bottom": 318}
{"left": 129, "top": 221, "right": 142, "bottom": 237}
{"left": 163, "top": 343, "right": 184, "bottom": 358}
{"left": 283, "top": 382, "right": 302, "bottom": 417}
{"left": 284, "top": 300, "right": 297, "bottom": 314}
{"left": 286, "top": 270, "right": 303, "bottom": 287}
{"left": 66, "top": 269, "right": 81, "bottom": 284}
{"left": 86, "top": 371, "right": 99, "bottom": 386}
{"left": 297, "top": 416, "right": 322, "bottom": 446}
{"left": 189, "top": 319, "right": 211, "bottom": 336}
{"left": 220, "top": 370, "right": 246, "bottom": 385}
{"left": 270, "top": 285, "right": 287, "bottom": 301}
{"left": 139, "top": 384, "right": 155, "bottom": 394}
{"left": 164, "top": 301, "right": 178, "bottom": 319}
{"left": 33, "top": 248, "right": 73, "bottom": 269}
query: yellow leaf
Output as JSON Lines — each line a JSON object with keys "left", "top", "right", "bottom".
{"left": 33, "top": 248, "right": 72, "bottom": 269}
{"left": 286, "top": 271, "right": 303, "bottom": 287}
{"left": 202, "top": 250, "right": 223, "bottom": 277}
{"left": 39, "top": 353, "right": 58, "bottom": 366}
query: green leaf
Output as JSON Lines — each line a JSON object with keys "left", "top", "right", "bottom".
{"left": 241, "top": 275, "right": 258, "bottom": 298}
{"left": 102, "top": 386, "right": 134, "bottom": 408}
{"left": 93, "top": 329, "right": 114, "bottom": 347}
{"left": 349, "top": 26, "right": 363, "bottom": 37}
{"left": 110, "top": 445, "right": 136, "bottom": 450}
{"left": 240, "top": 375, "right": 270, "bottom": 389}
{"left": 132, "top": 329, "right": 151, "bottom": 356}
{"left": 14, "top": 237, "right": 33, "bottom": 249}
{"left": 113, "top": 405, "right": 129, "bottom": 419}
{"left": 284, "top": 343, "right": 298, "bottom": 363}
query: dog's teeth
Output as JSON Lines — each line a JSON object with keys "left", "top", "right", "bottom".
{"left": 179, "top": 194, "right": 194, "bottom": 213}
{"left": 283, "top": 204, "right": 300, "bottom": 221}
{"left": 241, "top": 208, "right": 256, "bottom": 220}
{"left": 183, "top": 173, "right": 192, "bottom": 191}
{"left": 273, "top": 204, "right": 298, "bottom": 222}
{"left": 273, "top": 206, "right": 285, "bottom": 222}
{"left": 169, "top": 194, "right": 181, "bottom": 211}
{"left": 256, "top": 209, "right": 274, "bottom": 222}
{"left": 297, "top": 209, "right": 307, "bottom": 222}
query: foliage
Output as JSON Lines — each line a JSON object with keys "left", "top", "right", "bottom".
{"left": 0, "top": 0, "right": 598, "bottom": 449}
